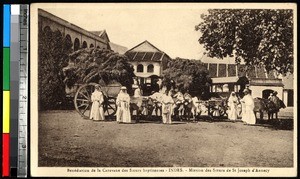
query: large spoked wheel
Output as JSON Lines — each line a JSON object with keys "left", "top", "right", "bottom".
{"left": 103, "top": 97, "right": 117, "bottom": 119}
{"left": 219, "top": 107, "right": 227, "bottom": 117}
{"left": 74, "top": 83, "right": 97, "bottom": 119}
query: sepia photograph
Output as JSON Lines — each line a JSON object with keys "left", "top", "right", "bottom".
{"left": 30, "top": 3, "right": 297, "bottom": 177}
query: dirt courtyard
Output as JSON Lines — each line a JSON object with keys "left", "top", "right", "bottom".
{"left": 38, "top": 110, "right": 294, "bottom": 167}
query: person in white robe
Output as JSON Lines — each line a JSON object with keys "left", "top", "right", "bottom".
{"left": 134, "top": 86, "right": 142, "bottom": 98}
{"left": 161, "top": 90, "right": 174, "bottom": 124}
{"left": 227, "top": 92, "right": 239, "bottom": 121}
{"left": 241, "top": 89, "right": 256, "bottom": 125}
{"left": 116, "top": 86, "right": 131, "bottom": 123}
{"left": 133, "top": 86, "right": 143, "bottom": 115}
{"left": 90, "top": 84, "right": 105, "bottom": 121}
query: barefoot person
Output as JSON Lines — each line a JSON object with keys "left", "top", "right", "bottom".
{"left": 116, "top": 86, "right": 131, "bottom": 123}
{"left": 228, "top": 92, "right": 238, "bottom": 121}
{"left": 90, "top": 84, "right": 105, "bottom": 121}
{"left": 241, "top": 89, "right": 256, "bottom": 125}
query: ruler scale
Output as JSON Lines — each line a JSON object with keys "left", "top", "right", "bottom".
{"left": 17, "top": 4, "right": 29, "bottom": 178}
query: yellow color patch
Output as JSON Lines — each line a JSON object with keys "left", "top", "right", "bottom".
{"left": 3, "top": 91, "right": 10, "bottom": 133}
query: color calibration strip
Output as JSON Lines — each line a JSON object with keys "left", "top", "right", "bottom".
{"left": 3, "top": 4, "right": 11, "bottom": 177}
{"left": 11, "top": 4, "right": 21, "bottom": 177}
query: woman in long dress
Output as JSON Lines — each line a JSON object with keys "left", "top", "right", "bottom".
{"left": 240, "top": 97, "right": 246, "bottom": 122}
{"left": 227, "top": 92, "right": 238, "bottom": 121}
{"left": 241, "top": 89, "right": 256, "bottom": 125}
{"left": 116, "top": 86, "right": 131, "bottom": 123}
{"left": 161, "top": 90, "right": 174, "bottom": 124}
{"left": 133, "top": 86, "right": 142, "bottom": 98}
{"left": 90, "top": 84, "right": 105, "bottom": 121}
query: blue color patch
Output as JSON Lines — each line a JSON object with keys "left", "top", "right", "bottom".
{"left": 3, "top": 5, "right": 11, "bottom": 47}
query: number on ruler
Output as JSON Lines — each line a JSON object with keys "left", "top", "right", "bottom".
{"left": 22, "top": 9, "right": 27, "bottom": 26}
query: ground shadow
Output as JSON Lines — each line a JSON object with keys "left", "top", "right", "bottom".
{"left": 257, "top": 118, "right": 294, "bottom": 130}
{"left": 102, "top": 115, "right": 293, "bottom": 130}
{"left": 196, "top": 117, "right": 294, "bottom": 131}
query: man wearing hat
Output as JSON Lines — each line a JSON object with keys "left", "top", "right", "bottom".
{"left": 90, "top": 84, "right": 105, "bottom": 121}
{"left": 116, "top": 86, "right": 131, "bottom": 123}
{"left": 241, "top": 88, "right": 256, "bottom": 125}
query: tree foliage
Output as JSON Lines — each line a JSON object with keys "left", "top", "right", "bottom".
{"left": 162, "top": 58, "right": 212, "bottom": 99}
{"left": 63, "top": 48, "right": 135, "bottom": 94}
{"left": 38, "top": 27, "right": 73, "bottom": 110}
{"left": 195, "top": 9, "right": 293, "bottom": 74}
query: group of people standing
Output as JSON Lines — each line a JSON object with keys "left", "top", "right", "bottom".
{"left": 90, "top": 85, "right": 132, "bottom": 123}
{"left": 90, "top": 83, "right": 282, "bottom": 126}
{"left": 89, "top": 83, "right": 176, "bottom": 125}
{"left": 227, "top": 88, "right": 282, "bottom": 125}
{"left": 227, "top": 88, "right": 256, "bottom": 125}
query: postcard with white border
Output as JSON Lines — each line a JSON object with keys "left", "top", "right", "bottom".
{"left": 30, "top": 3, "right": 297, "bottom": 177}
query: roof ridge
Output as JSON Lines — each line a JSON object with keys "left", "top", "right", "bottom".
{"left": 126, "top": 40, "right": 163, "bottom": 53}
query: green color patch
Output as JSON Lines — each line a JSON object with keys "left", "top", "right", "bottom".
{"left": 3, "top": 48, "right": 10, "bottom": 90}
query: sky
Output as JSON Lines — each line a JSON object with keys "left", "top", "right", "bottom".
{"left": 43, "top": 3, "right": 209, "bottom": 60}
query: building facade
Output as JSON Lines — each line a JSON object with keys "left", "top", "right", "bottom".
{"left": 202, "top": 58, "right": 293, "bottom": 107}
{"left": 39, "top": 9, "right": 110, "bottom": 51}
{"left": 125, "top": 40, "right": 171, "bottom": 95}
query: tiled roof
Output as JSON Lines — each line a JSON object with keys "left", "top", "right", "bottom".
{"left": 125, "top": 51, "right": 166, "bottom": 62}
{"left": 203, "top": 63, "right": 277, "bottom": 79}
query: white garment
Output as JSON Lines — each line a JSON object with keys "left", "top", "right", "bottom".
{"left": 174, "top": 92, "right": 184, "bottom": 103}
{"left": 240, "top": 98, "right": 246, "bottom": 122}
{"left": 90, "top": 90, "right": 105, "bottom": 121}
{"left": 242, "top": 94, "right": 256, "bottom": 124}
{"left": 161, "top": 94, "right": 174, "bottom": 124}
{"left": 116, "top": 91, "right": 131, "bottom": 123}
{"left": 134, "top": 88, "right": 141, "bottom": 97}
{"left": 228, "top": 95, "right": 238, "bottom": 121}
{"left": 149, "top": 92, "right": 163, "bottom": 102}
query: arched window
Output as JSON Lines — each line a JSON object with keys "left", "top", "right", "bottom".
{"left": 82, "top": 41, "right": 87, "bottom": 48}
{"left": 137, "top": 64, "right": 144, "bottom": 72}
{"left": 74, "top": 38, "right": 80, "bottom": 51}
{"left": 43, "top": 26, "right": 52, "bottom": 33}
{"left": 147, "top": 64, "right": 154, "bottom": 73}
{"left": 64, "top": 34, "right": 72, "bottom": 51}
{"left": 90, "top": 44, "right": 94, "bottom": 48}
